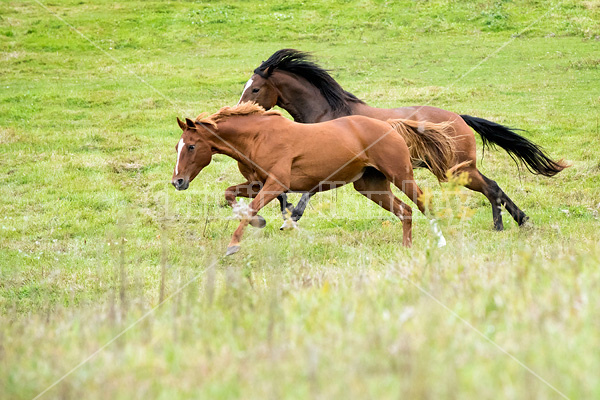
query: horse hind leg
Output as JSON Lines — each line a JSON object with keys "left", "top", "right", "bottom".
{"left": 462, "top": 168, "right": 503, "bottom": 230}
{"left": 397, "top": 178, "right": 446, "bottom": 247}
{"left": 369, "top": 159, "right": 446, "bottom": 247}
{"left": 463, "top": 167, "right": 528, "bottom": 230}
{"left": 353, "top": 172, "right": 413, "bottom": 247}
{"left": 481, "top": 174, "right": 529, "bottom": 226}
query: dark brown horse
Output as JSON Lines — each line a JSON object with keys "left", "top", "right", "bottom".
{"left": 171, "top": 103, "right": 458, "bottom": 255}
{"left": 238, "top": 49, "right": 567, "bottom": 231}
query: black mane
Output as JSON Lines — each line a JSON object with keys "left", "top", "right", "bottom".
{"left": 254, "top": 49, "right": 365, "bottom": 116}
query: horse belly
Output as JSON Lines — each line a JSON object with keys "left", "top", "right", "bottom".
{"left": 289, "top": 159, "right": 365, "bottom": 193}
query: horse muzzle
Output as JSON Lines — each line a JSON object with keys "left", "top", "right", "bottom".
{"left": 172, "top": 178, "right": 189, "bottom": 191}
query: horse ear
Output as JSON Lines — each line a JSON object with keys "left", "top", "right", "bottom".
{"left": 185, "top": 118, "right": 196, "bottom": 129}
{"left": 262, "top": 66, "right": 272, "bottom": 76}
{"left": 177, "top": 117, "right": 187, "bottom": 131}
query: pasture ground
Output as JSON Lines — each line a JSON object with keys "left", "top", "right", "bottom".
{"left": 1, "top": 1, "right": 600, "bottom": 398}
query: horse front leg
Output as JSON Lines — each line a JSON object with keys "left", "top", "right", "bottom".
{"left": 280, "top": 192, "right": 314, "bottom": 230}
{"left": 277, "top": 193, "right": 295, "bottom": 221}
{"left": 291, "top": 192, "right": 314, "bottom": 222}
{"left": 226, "top": 179, "right": 287, "bottom": 255}
{"left": 224, "top": 181, "right": 266, "bottom": 228}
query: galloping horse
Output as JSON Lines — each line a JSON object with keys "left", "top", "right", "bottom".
{"left": 171, "top": 102, "right": 458, "bottom": 255}
{"left": 238, "top": 49, "right": 567, "bottom": 231}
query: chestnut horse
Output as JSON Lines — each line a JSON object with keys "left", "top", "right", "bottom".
{"left": 238, "top": 49, "right": 567, "bottom": 231}
{"left": 171, "top": 103, "right": 458, "bottom": 255}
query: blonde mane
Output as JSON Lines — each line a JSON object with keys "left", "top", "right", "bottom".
{"left": 196, "top": 102, "right": 282, "bottom": 128}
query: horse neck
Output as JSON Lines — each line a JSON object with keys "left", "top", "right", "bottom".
{"left": 205, "top": 119, "right": 257, "bottom": 163}
{"left": 272, "top": 71, "right": 338, "bottom": 123}
{"left": 347, "top": 101, "right": 378, "bottom": 118}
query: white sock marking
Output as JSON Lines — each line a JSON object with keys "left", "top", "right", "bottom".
{"left": 280, "top": 219, "right": 298, "bottom": 230}
{"left": 232, "top": 200, "right": 250, "bottom": 219}
{"left": 238, "top": 78, "right": 253, "bottom": 104}
{"left": 175, "top": 139, "right": 184, "bottom": 175}
{"left": 430, "top": 219, "right": 446, "bottom": 248}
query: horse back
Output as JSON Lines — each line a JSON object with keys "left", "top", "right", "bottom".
{"left": 325, "top": 115, "right": 410, "bottom": 153}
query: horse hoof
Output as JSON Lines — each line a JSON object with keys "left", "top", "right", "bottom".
{"left": 250, "top": 215, "right": 266, "bottom": 228}
{"left": 280, "top": 219, "right": 298, "bottom": 231}
{"left": 225, "top": 245, "right": 240, "bottom": 256}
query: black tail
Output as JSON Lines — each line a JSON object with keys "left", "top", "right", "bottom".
{"left": 460, "top": 115, "right": 567, "bottom": 177}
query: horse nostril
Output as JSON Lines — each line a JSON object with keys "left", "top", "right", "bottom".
{"left": 172, "top": 178, "right": 184, "bottom": 188}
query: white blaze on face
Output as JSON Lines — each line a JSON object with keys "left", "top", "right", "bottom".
{"left": 238, "top": 78, "right": 254, "bottom": 104}
{"left": 175, "top": 139, "right": 185, "bottom": 175}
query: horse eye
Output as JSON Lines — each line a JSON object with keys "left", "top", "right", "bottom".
{"left": 252, "top": 88, "right": 260, "bottom": 93}
{"left": 188, "top": 145, "right": 195, "bottom": 151}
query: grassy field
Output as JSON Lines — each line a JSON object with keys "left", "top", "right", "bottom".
{"left": 1, "top": 0, "right": 600, "bottom": 398}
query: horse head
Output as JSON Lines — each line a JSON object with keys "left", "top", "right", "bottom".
{"left": 171, "top": 117, "right": 214, "bottom": 190}
{"left": 237, "top": 66, "right": 279, "bottom": 109}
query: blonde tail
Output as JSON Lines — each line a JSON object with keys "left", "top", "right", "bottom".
{"left": 387, "top": 118, "right": 460, "bottom": 182}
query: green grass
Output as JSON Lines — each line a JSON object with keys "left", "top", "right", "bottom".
{"left": 1, "top": 0, "right": 600, "bottom": 398}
